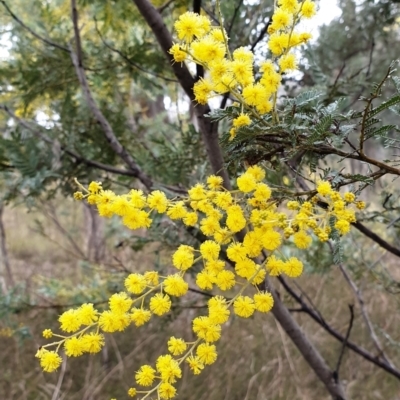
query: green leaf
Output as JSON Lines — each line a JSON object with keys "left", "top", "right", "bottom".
{"left": 367, "top": 95, "right": 400, "bottom": 119}
{"left": 294, "top": 89, "right": 323, "bottom": 107}
{"left": 365, "top": 124, "right": 397, "bottom": 140}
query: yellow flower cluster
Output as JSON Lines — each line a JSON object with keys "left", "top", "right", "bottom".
{"left": 168, "top": 1, "right": 315, "bottom": 139}
{"left": 41, "top": 165, "right": 363, "bottom": 400}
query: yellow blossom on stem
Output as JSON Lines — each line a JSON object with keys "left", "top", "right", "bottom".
{"left": 131, "top": 308, "right": 152, "bottom": 327}
{"left": 150, "top": 293, "right": 172, "bottom": 316}
{"left": 168, "top": 337, "right": 187, "bottom": 356}
{"left": 40, "top": 350, "right": 62, "bottom": 372}
{"left": 254, "top": 292, "right": 274, "bottom": 313}
{"left": 164, "top": 274, "right": 189, "bottom": 297}
{"left": 125, "top": 273, "right": 147, "bottom": 294}
{"left": 196, "top": 343, "right": 218, "bottom": 365}
{"left": 283, "top": 257, "right": 303, "bottom": 278}
{"left": 172, "top": 245, "right": 195, "bottom": 270}
{"left": 233, "top": 296, "right": 256, "bottom": 318}
{"left": 42, "top": 329, "right": 53, "bottom": 339}
{"left": 293, "top": 230, "right": 312, "bottom": 249}
{"left": 233, "top": 113, "right": 251, "bottom": 128}
{"left": 128, "top": 387, "right": 137, "bottom": 397}
{"left": 81, "top": 332, "right": 105, "bottom": 354}
{"left": 187, "top": 355, "right": 204, "bottom": 375}
{"left": 135, "top": 365, "right": 156, "bottom": 386}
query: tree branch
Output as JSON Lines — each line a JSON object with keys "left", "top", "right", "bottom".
{"left": 278, "top": 276, "right": 400, "bottom": 380}
{"left": 333, "top": 305, "right": 354, "bottom": 382}
{"left": 94, "top": 18, "right": 178, "bottom": 84}
{"left": 0, "top": 0, "right": 70, "bottom": 53}
{"left": 264, "top": 278, "right": 347, "bottom": 399}
{"left": 352, "top": 221, "right": 400, "bottom": 258}
{"left": 0, "top": 105, "right": 143, "bottom": 178}
{"left": 330, "top": 240, "right": 395, "bottom": 367}
{"left": 70, "top": 0, "right": 153, "bottom": 190}
{"left": 131, "top": 0, "right": 231, "bottom": 188}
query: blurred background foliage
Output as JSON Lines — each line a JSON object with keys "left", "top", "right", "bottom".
{"left": 0, "top": 0, "right": 400, "bottom": 399}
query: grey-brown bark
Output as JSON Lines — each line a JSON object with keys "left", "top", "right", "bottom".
{"left": 0, "top": 204, "right": 14, "bottom": 289}
{"left": 70, "top": 0, "right": 153, "bottom": 190}
{"left": 267, "top": 278, "right": 347, "bottom": 399}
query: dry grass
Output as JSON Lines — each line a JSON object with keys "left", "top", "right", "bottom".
{"left": 0, "top": 200, "right": 400, "bottom": 400}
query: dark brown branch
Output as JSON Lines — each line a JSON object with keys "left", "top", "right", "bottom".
{"left": 0, "top": 0, "right": 70, "bottom": 53}
{"left": 131, "top": 0, "right": 231, "bottom": 189}
{"left": 227, "top": 0, "right": 244, "bottom": 37}
{"left": 70, "top": 0, "right": 153, "bottom": 190}
{"left": 250, "top": 18, "right": 271, "bottom": 51}
{"left": 193, "top": 0, "right": 203, "bottom": 79}
{"left": 278, "top": 276, "right": 400, "bottom": 380}
{"left": 352, "top": 221, "right": 400, "bottom": 258}
{"left": 332, "top": 243, "right": 395, "bottom": 367}
{"left": 333, "top": 305, "right": 354, "bottom": 382}
{"left": 265, "top": 278, "right": 347, "bottom": 399}
{"left": 157, "top": 0, "right": 174, "bottom": 13}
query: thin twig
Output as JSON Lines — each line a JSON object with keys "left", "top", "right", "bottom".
{"left": 226, "top": 0, "right": 244, "bottom": 37}
{"left": 51, "top": 354, "right": 67, "bottom": 400}
{"left": 329, "top": 241, "right": 395, "bottom": 367}
{"left": 0, "top": 0, "right": 69, "bottom": 52}
{"left": 94, "top": 18, "right": 177, "bottom": 83}
{"left": 333, "top": 305, "right": 354, "bottom": 382}
{"left": 278, "top": 276, "right": 400, "bottom": 379}
{"left": 0, "top": 105, "right": 142, "bottom": 178}
{"left": 352, "top": 221, "right": 400, "bottom": 259}
{"left": 70, "top": 0, "right": 153, "bottom": 190}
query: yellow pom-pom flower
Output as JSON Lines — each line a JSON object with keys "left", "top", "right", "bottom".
{"left": 215, "top": 270, "right": 236, "bottom": 290}
{"left": 42, "top": 329, "right": 53, "bottom": 339}
{"left": 125, "top": 273, "right": 147, "bottom": 294}
{"left": 262, "top": 230, "right": 282, "bottom": 251}
{"left": 135, "top": 365, "right": 156, "bottom": 387}
{"left": 109, "top": 292, "right": 133, "bottom": 314}
{"left": 187, "top": 355, "right": 204, "bottom": 374}
{"left": 293, "top": 230, "right": 312, "bottom": 249}
{"left": 164, "top": 274, "right": 189, "bottom": 297}
{"left": 266, "top": 255, "right": 284, "bottom": 276}
{"left": 200, "top": 240, "right": 220, "bottom": 261}
{"left": 196, "top": 270, "right": 216, "bottom": 290}
{"left": 59, "top": 310, "right": 81, "bottom": 333}
{"left": 168, "top": 337, "right": 187, "bottom": 356}
{"left": 150, "top": 293, "right": 172, "bottom": 315}
{"left": 40, "top": 350, "right": 62, "bottom": 372}
{"left": 283, "top": 257, "right": 303, "bottom": 278}
{"left": 279, "top": 53, "right": 297, "bottom": 72}
{"left": 128, "top": 387, "right": 137, "bottom": 397}
{"left": 131, "top": 308, "right": 152, "bottom": 327}
{"left": 301, "top": 0, "right": 316, "bottom": 18}
{"left": 196, "top": 343, "right": 217, "bottom": 365}
{"left": 147, "top": 190, "right": 168, "bottom": 213}
{"left": 64, "top": 337, "right": 85, "bottom": 357}
{"left": 254, "top": 292, "right": 274, "bottom": 313}
{"left": 77, "top": 303, "right": 98, "bottom": 325}
{"left": 237, "top": 173, "right": 257, "bottom": 193}
{"left": 172, "top": 245, "right": 195, "bottom": 270}
{"left": 233, "top": 113, "right": 251, "bottom": 128}
{"left": 82, "top": 332, "right": 105, "bottom": 353}
{"left": 169, "top": 43, "right": 187, "bottom": 63}
{"left": 317, "top": 181, "right": 332, "bottom": 196}
{"left": 233, "top": 296, "right": 256, "bottom": 318}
